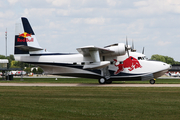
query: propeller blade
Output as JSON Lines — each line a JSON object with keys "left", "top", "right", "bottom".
{"left": 125, "top": 36, "right": 130, "bottom": 57}
{"left": 126, "top": 36, "right": 128, "bottom": 47}
{"left": 131, "top": 40, "right": 136, "bottom": 52}
{"left": 142, "top": 47, "right": 145, "bottom": 54}
{"left": 127, "top": 48, "right": 129, "bottom": 57}
{"left": 132, "top": 40, "right": 134, "bottom": 50}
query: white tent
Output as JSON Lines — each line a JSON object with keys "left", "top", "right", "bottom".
{"left": 0, "top": 59, "right": 8, "bottom": 63}
{"left": 0, "top": 59, "right": 9, "bottom": 68}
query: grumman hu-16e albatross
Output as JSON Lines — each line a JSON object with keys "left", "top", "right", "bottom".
{"left": 14, "top": 17, "right": 171, "bottom": 84}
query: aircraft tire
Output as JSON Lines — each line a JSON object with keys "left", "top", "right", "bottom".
{"left": 99, "top": 78, "right": 106, "bottom": 84}
{"left": 149, "top": 79, "right": 155, "bottom": 84}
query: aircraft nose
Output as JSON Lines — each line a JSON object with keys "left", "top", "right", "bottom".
{"left": 169, "top": 64, "right": 172, "bottom": 69}
{"left": 163, "top": 63, "right": 171, "bottom": 70}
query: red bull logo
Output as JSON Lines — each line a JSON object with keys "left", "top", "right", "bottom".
{"left": 19, "top": 32, "right": 32, "bottom": 38}
{"left": 114, "top": 56, "right": 142, "bottom": 75}
{"left": 17, "top": 32, "right": 33, "bottom": 42}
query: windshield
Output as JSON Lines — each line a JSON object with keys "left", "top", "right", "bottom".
{"left": 138, "top": 56, "right": 148, "bottom": 60}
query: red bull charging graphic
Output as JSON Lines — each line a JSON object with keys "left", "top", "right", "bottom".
{"left": 17, "top": 32, "right": 33, "bottom": 42}
{"left": 114, "top": 56, "right": 142, "bottom": 75}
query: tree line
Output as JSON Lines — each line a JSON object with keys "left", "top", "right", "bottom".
{"left": 150, "top": 54, "right": 180, "bottom": 65}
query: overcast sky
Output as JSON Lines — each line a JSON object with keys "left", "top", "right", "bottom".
{"left": 1, "top": 0, "right": 180, "bottom": 61}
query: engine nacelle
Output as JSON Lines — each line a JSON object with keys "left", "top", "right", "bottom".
{"left": 103, "top": 43, "right": 126, "bottom": 56}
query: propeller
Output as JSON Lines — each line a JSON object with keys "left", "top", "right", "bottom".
{"left": 132, "top": 40, "right": 134, "bottom": 49}
{"left": 131, "top": 40, "right": 136, "bottom": 52}
{"left": 125, "top": 37, "right": 130, "bottom": 57}
{"left": 142, "top": 47, "right": 145, "bottom": 54}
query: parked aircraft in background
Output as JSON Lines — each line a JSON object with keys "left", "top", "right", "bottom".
{"left": 8, "top": 71, "right": 26, "bottom": 76}
{"left": 166, "top": 72, "right": 180, "bottom": 77}
{"left": 14, "top": 17, "right": 171, "bottom": 84}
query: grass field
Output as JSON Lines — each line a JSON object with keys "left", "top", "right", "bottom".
{"left": 1, "top": 77, "right": 180, "bottom": 84}
{"left": 0, "top": 78, "right": 180, "bottom": 119}
{"left": 0, "top": 87, "right": 180, "bottom": 120}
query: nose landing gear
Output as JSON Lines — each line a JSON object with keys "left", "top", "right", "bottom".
{"left": 150, "top": 79, "right": 155, "bottom": 84}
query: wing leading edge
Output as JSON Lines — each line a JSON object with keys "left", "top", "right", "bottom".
{"left": 76, "top": 46, "right": 114, "bottom": 56}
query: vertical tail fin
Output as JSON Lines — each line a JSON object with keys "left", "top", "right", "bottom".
{"left": 14, "top": 17, "right": 43, "bottom": 54}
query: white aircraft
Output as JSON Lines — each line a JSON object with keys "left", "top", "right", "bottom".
{"left": 168, "top": 72, "right": 179, "bottom": 77}
{"left": 8, "top": 71, "right": 26, "bottom": 76}
{"left": 14, "top": 17, "right": 171, "bottom": 84}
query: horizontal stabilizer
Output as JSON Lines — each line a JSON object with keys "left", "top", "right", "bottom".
{"left": 83, "top": 61, "right": 110, "bottom": 69}
{"left": 15, "top": 45, "right": 43, "bottom": 51}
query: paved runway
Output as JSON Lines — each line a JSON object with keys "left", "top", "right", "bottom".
{"left": 0, "top": 83, "right": 180, "bottom": 87}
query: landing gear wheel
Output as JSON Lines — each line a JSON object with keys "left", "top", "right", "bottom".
{"left": 106, "top": 80, "right": 112, "bottom": 84}
{"left": 150, "top": 79, "right": 155, "bottom": 84}
{"left": 99, "top": 78, "right": 106, "bottom": 84}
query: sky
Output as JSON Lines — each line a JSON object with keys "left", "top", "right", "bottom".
{"left": 1, "top": 0, "right": 180, "bottom": 61}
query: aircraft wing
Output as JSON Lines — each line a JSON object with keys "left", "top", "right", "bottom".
{"left": 76, "top": 46, "right": 114, "bottom": 56}
{"left": 76, "top": 46, "right": 114, "bottom": 69}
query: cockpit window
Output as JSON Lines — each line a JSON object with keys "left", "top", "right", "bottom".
{"left": 144, "top": 56, "right": 148, "bottom": 60}
{"left": 138, "top": 56, "right": 147, "bottom": 60}
{"left": 138, "top": 57, "right": 142, "bottom": 60}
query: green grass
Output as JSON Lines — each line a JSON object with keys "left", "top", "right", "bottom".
{"left": 0, "top": 78, "right": 96, "bottom": 83}
{"left": 120, "top": 79, "right": 180, "bottom": 84}
{"left": 1, "top": 78, "right": 180, "bottom": 84}
{"left": 0, "top": 87, "right": 180, "bottom": 120}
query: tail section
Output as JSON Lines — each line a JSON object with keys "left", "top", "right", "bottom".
{"left": 14, "top": 17, "right": 43, "bottom": 55}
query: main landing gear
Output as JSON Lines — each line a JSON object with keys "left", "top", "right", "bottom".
{"left": 98, "top": 78, "right": 112, "bottom": 84}
{"left": 149, "top": 79, "right": 155, "bottom": 84}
